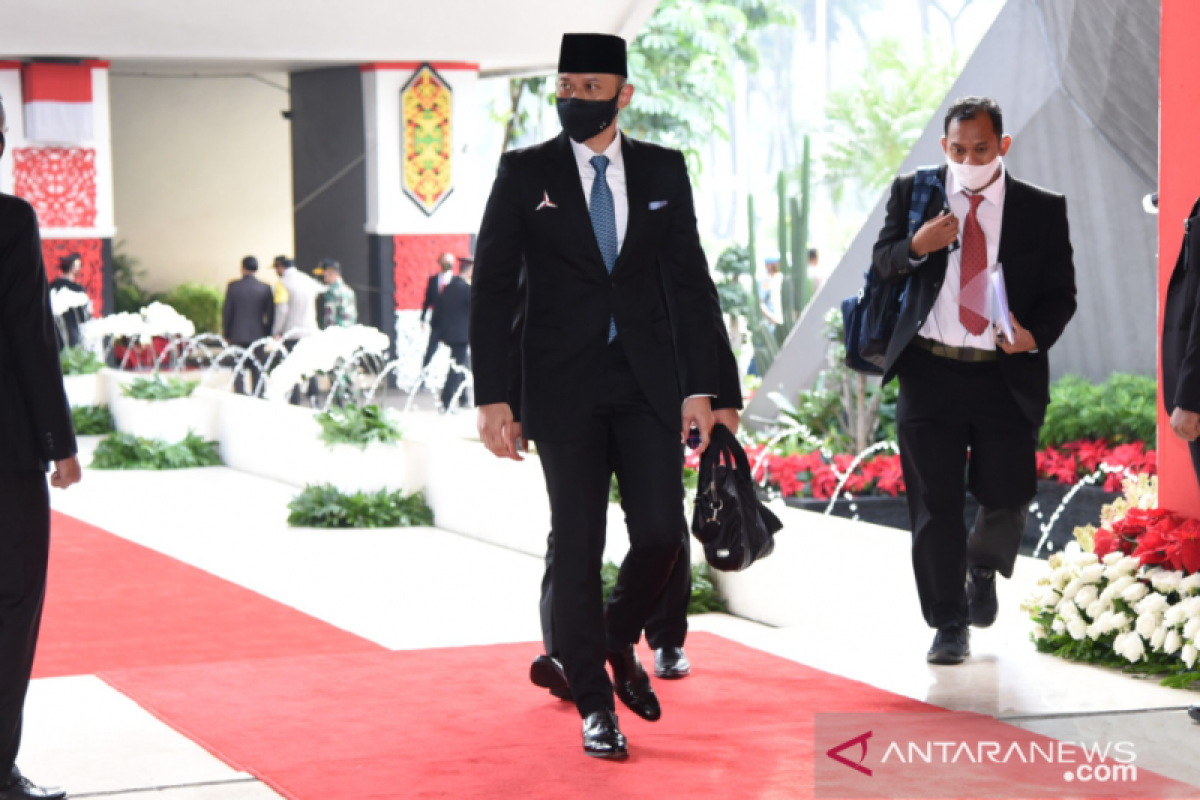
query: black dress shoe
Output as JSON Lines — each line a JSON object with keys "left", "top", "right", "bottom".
{"left": 1188, "top": 706, "right": 1200, "bottom": 724}
{"left": 654, "top": 647, "right": 691, "bottom": 679}
{"left": 582, "top": 709, "right": 628, "bottom": 760}
{"left": 0, "top": 768, "right": 66, "bottom": 800}
{"left": 927, "top": 624, "right": 971, "bottom": 665}
{"left": 967, "top": 566, "right": 999, "bottom": 628}
{"left": 530, "top": 654, "right": 572, "bottom": 701}
{"left": 607, "top": 645, "right": 661, "bottom": 721}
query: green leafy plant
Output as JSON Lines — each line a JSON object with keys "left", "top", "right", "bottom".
{"left": 602, "top": 559, "right": 727, "bottom": 615}
{"left": 91, "top": 432, "right": 221, "bottom": 470}
{"left": 122, "top": 376, "right": 198, "bottom": 401}
{"left": 316, "top": 404, "right": 403, "bottom": 449}
{"left": 112, "top": 240, "right": 159, "bottom": 313}
{"left": 72, "top": 405, "right": 114, "bottom": 435}
{"left": 287, "top": 484, "right": 434, "bottom": 529}
{"left": 60, "top": 346, "right": 103, "bottom": 376}
{"left": 161, "top": 283, "right": 224, "bottom": 335}
{"left": 1040, "top": 374, "right": 1157, "bottom": 448}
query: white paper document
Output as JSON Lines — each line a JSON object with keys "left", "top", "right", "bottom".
{"left": 990, "top": 266, "right": 1015, "bottom": 343}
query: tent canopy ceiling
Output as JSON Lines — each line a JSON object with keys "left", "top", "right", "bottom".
{"left": 0, "top": 0, "right": 659, "bottom": 74}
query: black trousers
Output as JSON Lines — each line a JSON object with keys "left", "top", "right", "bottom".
{"left": 539, "top": 525, "right": 691, "bottom": 658}
{"left": 439, "top": 342, "right": 471, "bottom": 409}
{"left": 231, "top": 342, "right": 265, "bottom": 397}
{"left": 422, "top": 329, "right": 441, "bottom": 368}
{"left": 535, "top": 341, "right": 686, "bottom": 718}
{"left": 896, "top": 347, "right": 1037, "bottom": 629}
{"left": 0, "top": 472, "right": 50, "bottom": 776}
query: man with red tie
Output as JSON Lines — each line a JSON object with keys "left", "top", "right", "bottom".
{"left": 871, "top": 97, "right": 1076, "bottom": 665}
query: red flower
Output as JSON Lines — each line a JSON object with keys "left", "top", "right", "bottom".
{"left": 1132, "top": 523, "right": 1173, "bottom": 566}
{"left": 1094, "top": 528, "right": 1121, "bottom": 560}
{"left": 1167, "top": 519, "right": 1200, "bottom": 574}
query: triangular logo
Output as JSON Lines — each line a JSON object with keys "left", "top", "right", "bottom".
{"left": 826, "top": 731, "right": 872, "bottom": 777}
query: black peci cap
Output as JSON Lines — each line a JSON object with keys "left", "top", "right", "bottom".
{"left": 558, "top": 33, "right": 627, "bottom": 78}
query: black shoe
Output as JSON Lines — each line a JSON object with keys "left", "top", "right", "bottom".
{"left": 0, "top": 769, "right": 66, "bottom": 800}
{"left": 530, "top": 654, "right": 572, "bottom": 701}
{"left": 1189, "top": 706, "right": 1200, "bottom": 724}
{"left": 607, "top": 646, "right": 661, "bottom": 721}
{"left": 582, "top": 710, "right": 628, "bottom": 760}
{"left": 927, "top": 624, "right": 970, "bottom": 665}
{"left": 967, "top": 566, "right": 999, "bottom": 628}
{"left": 654, "top": 647, "right": 691, "bottom": 679}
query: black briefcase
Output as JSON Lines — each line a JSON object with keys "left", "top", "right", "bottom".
{"left": 691, "top": 424, "right": 783, "bottom": 572}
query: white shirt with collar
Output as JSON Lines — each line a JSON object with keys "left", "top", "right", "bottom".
{"left": 571, "top": 129, "right": 628, "bottom": 252}
{"left": 917, "top": 161, "right": 1007, "bottom": 350}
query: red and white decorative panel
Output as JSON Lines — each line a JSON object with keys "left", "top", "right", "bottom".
{"left": 13, "top": 147, "right": 98, "bottom": 228}
{"left": 393, "top": 233, "right": 471, "bottom": 310}
{"left": 22, "top": 63, "right": 94, "bottom": 142}
{"left": 42, "top": 238, "right": 104, "bottom": 314}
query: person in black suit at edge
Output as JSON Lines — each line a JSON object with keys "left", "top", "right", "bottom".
{"left": 432, "top": 257, "right": 473, "bottom": 411}
{"left": 222, "top": 256, "right": 275, "bottom": 395}
{"left": 470, "top": 33, "right": 741, "bottom": 759}
{"left": 47, "top": 254, "right": 91, "bottom": 350}
{"left": 872, "top": 97, "right": 1076, "bottom": 665}
{"left": 0, "top": 95, "right": 81, "bottom": 800}
{"left": 421, "top": 252, "right": 457, "bottom": 368}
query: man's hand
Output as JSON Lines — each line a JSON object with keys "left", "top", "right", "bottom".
{"left": 50, "top": 456, "right": 81, "bottom": 489}
{"left": 1172, "top": 408, "right": 1200, "bottom": 443}
{"left": 996, "top": 314, "right": 1037, "bottom": 354}
{"left": 682, "top": 396, "right": 715, "bottom": 454}
{"left": 477, "top": 402, "right": 523, "bottom": 461}
{"left": 713, "top": 408, "right": 741, "bottom": 436}
{"left": 910, "top": 210, "right": 959, "bottom": 257}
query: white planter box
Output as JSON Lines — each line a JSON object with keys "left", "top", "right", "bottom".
{"left": 62, "top": 373, "right": 101, "bottom": 408}
{"left": 111, "top": 392, "right": 220, "bottom": 443}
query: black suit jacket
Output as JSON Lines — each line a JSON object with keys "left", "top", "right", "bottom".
{"left": 872, "top": 167, "right": 1077, "bottom": 427}
{"left": 1163, "top": 197, "right": 1200, "bottom": 414}
{"left": 471, "top": 132, "right": 727, "bottom": 442}
{"left": 434, "top": 275, "right": 471, "bottom": 346}
{"left": 223, "top": 275, "right": 275, "bottom": 346}
{"left": 422, "top": 274, "right": 446, "bottom": 324}
{"left": 0, "top": 194, "right": 76, "bottom": 471}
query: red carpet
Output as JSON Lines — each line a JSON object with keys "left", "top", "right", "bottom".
{"left": 35, "top": 512, "right": 382, "bottom": 678}
{"left": 100, "top": 634, "right": 1193, "bottom": 799}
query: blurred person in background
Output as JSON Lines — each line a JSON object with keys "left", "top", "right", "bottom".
{"left": 48, "top": 254, "right": 91, "bottom": 349}
{"left": 272, "top": 256, "right": 321, "bottom": 405}
{"left": 315, "top": 259, "right": 357, "bottom": 329}
{"left": 432, "top": 257, "right": 472, "bottom": 411}
{"left": 222, "top": 256, "right": 275, "bottom": 395}
{"left": 421, "top": 252, "right": 457, "bottom": 368}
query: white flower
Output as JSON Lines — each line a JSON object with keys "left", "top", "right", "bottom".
{"left": 1151, "top": 570, "right": 1184, "bottom": 595}
{"left": 1103, "top": 551, "right": 1125, "bottom": 566}
{"left": 1079, "top": 564, "right": 1106, "bottom": 584}
{"left": 1136, "top": 612, "right": 1160, "bottom": 639}
{"left": 1075, "top": 585, "right": 1099, "bottom": 610}
{"left": 1118, "top": 556, "right": 1141, "bottom": 574}
{"left": 1166, "top": 629, "right": 1184, "bottom": 655}
{"left": 1039, "top": 587, "right": 1062, "bottom": 608}
{"left": 1101, "top": 576, "right": 1136, "bottom": 602}
{"left": 1049, "top": 569, "right": 1071, "bottom": 592}
{"left": 141, "top": 302, "right": 195, "bottom": 338}
{"left": 1061, "top": 578, "right": 1084, "bottom": 601}
{"left": 1118, "top": 632, "right": 1145, "bottom": 663}
{"left": 1052, "top": 617, "right": 1067, "bottom": 635}
{"left": 1032, "top": 624, "right": 1047, "bottom": 641}
{"left": 1135, "top": 592, "right": 1169, "bottom": 616}
{"left": 1067, "top": 549, "right": 1097, "bottom": 567}
{"left": 1063, "top": 540, "right": 1083, "bottom": 558}
{"left": 1179, "top": 574, "right": 1200, "bottom": 596}
{"left": 1058, "top": 600, "right": 1081, "bottom": 621}
{"left": 1151, "top": 626, "right": 1168, "bottom": 651}
{"left": 1086, "top": 621, "right": 1105, "bottom": 640}
{"left": 1109, "top": 611, "right": 1131, "bottom": 632}
{"left": 1186, "top": 618, "right": 1200, "bottom": 641}
{"left": 1067, "top": 618, "right": 1088, "bottom": 641}
{"left": 1184, "top": 596, "right": 1200, "bottom": 618}
{"left": 1184, "top": 644, "right": 1199, "bottom": 669}
{"left": 1095, "top": 611, "right": 1115, "bottom": 633}
{"left": 1165, "top": 603, "right": 1189, "bottom": 627}
{"left": 50, "top": 287, "right": 90, "bottom": 317}
{"left": 1086, "top": 598, "right": 1111, "bottom": 620}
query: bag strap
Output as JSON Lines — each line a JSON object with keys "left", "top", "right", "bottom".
{"left": 907, "top": 167, "right": 948, "bottom": 236}
{"left": 708, "top": 423, "right": 752, "bottom": 476}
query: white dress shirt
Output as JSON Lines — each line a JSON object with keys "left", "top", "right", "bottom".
{"left": 917, "top": 162, "right": 1007, "bottom": 349}
{"left": 571, "top": 130, "right": 628, "bottom": 253}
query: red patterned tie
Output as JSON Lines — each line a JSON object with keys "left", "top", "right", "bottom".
{"left": 959, "top": 193, "right": 989, "bottom": 335}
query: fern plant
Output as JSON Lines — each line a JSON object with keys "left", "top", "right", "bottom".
{"left": 60, "top": 346, "right": 103, "bottom": 376}
{"left": 315, "top": 404, "right": 402, "bottom": 449}
{"left": 91, "top": 432, "right": 221, "bottom": 470}
{"left": 123, "top": 376, "right": 198, "bottom": 401}
{"left": 601, "top": 559, "right": 726, "bottom": 615}
{"left": 72, "top": 405, "right": 114, "bottom": 435}
{"left": 287, "top": 484, "right": 434, "bottom": 529}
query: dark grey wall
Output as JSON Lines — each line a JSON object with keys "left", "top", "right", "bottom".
{"left": 289, "top": 66, "right": 369, "bottom": 319}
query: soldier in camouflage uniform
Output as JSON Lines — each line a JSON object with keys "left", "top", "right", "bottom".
{"left": 316, "top": 259, "right": 357, "bottom": 328}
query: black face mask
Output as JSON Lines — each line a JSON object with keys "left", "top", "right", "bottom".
{"left": 556, "top": 95, "right": 619, "bottom": 144}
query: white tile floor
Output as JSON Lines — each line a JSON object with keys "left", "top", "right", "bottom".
{"left": 19, "top": 436, "right": 1200, "bottom": 797}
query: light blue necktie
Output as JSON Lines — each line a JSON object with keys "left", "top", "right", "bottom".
{"left": 589, "top": 155, "right": 619, "bottom": 342}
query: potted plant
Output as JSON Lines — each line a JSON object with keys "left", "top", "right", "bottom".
{"left": 313, "top": 404, "right": 415, "bottom": 494}
{"left": 59, "top": 346, "right": 104, "bottom": 408}
{"left": 110, "top": 375, "right": 217, "bottom": 443}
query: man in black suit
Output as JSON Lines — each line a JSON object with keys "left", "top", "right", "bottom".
{"left": 0, "top": 96, "right": 80, "bottom": 800}
{"left": 48, "top": 254, "right": 90, "bottom": 350}
{"left": 421, "top": 253, "right": 457, "bottom": 368}
{"left": 1163, "top": 197, "right": 1200, "bottom": 461}
{"left": 432, "top": 258, "right": 472, "bottom": 411}
{"left": 471, "top": 34, "right": 738, "bottom": 759}
{"left": 872, "top": 97, "right": 1076, "bottom": 665}
{"left": 222, "top": 256, "right": 275, "bottom": 395}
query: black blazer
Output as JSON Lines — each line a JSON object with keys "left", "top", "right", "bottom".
{"left": 0, "top": 194, "right": 76, "bottom": 471}
{"left": 471, "top": 132, "right": 725, "bottom": 442}
{"left": 434, "top": 275, "right": 471, "bottom": 346}
{"left": 1163, "top": 197, "right": 1200, "bottom": 414}
{"left": 872, "top": 167, "right": 1077, "bottom": 427}
{"left": 223, "top": 275, "right": 275, "bottom": 346}
{"left": 422, "top": 274, "right": 446, "bottom": 324}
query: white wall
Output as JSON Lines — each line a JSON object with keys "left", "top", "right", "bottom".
{"left": 109, "top": 72, "right": 294, "bottom": 292}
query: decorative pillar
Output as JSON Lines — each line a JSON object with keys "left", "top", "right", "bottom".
{"left": 0, "top": 61, "right": 115, "bottom": 314}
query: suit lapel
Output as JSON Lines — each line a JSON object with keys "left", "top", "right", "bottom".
{"left": 997, "top": 171, "right": 1021, "bottom": 266}
{"left": 546, "top": 133, "right": 609, "bottom": 280}
{"left": 612, "top": 135, "right": 649, "bottom": 279}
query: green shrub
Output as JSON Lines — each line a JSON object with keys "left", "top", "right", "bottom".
{"left": 1041, "top": 373, "right": 1157, "bottom": 447}
{"left": 72, "top": 405, "right": 113, "bottom": 435}
{"left": 60, "top": 346, "right": 103, "bottom": 376}
{"left": 161, "top": 283, "right": 223, "bottom": 335}
{"left": 316, "top": 404, "right": 402, "bottom": 449}
{"left": 287, "top": 484, "right": 434, "bottom": 528}
{"left": 123, "top": 376, "right": 198, "bottom": 401}
{"left": 91, "top": 432, "right": 221, "bottom": 470}
{"left": 601, "top": 559, "right": 727, "bottom": 615}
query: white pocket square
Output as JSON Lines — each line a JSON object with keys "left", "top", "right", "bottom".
{"left": 649, "top": 200, "right": 668, "bottom": 211}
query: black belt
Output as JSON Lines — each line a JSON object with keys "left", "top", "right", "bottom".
{"left": 912, "top": 335, "right": 998, "bottom": 362}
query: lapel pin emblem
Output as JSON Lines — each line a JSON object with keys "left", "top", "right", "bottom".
{"left": 536, "top": 191, "right": 558, "bottom": 211}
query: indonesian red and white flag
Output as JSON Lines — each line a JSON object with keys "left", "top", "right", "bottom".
{"left": 22, "top": 64, "right": 94, "bottom": 142}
